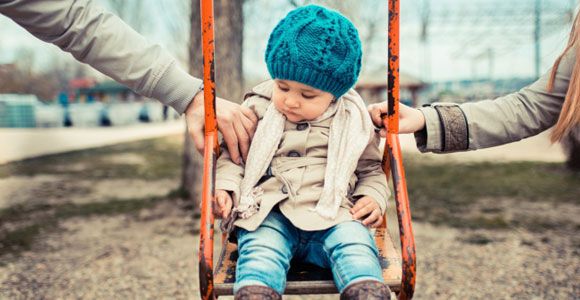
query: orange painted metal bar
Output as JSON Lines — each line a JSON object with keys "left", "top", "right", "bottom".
{"left": 199, "top": 0, "right": 218, "bottom": 299}
{"left": 387, "top": 0, "right": 400, "bottom": 134}
{"left": 383, "top": 0, "right": 417, "bottom": 299}
{"left": 382, "top": 132, "right": 416, "bottom": 300}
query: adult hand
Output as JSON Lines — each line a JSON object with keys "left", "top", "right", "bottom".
{"left": 367, "top": 102, "right": 426, "bottom": 137}
{"left": 185, "top": 91, "right": 258, "bottom": 164}
{"left": 350, "top": 196, "right": 384, "bottom": 228}
{"left": 214, "top": 190, "right": 233, "bottom": 219}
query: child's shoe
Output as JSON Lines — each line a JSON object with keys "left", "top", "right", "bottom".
{"left": 234, "top": 285, "right": 281, "bottom": 300}
{"left": 340, "top": 280, "right": 391, "bottom": 300}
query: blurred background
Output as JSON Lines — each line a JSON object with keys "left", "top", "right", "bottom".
{"left": 0, "top": 0, "right": 575, "bottom": 115}
{"left": 1, "top": 1, "right": 578, "bottom": 299}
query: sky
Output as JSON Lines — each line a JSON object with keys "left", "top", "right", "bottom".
{"left": 0, "top": 0, "right": 575, "bottom": 83}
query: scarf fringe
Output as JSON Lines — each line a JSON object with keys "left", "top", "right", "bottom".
{"left": 234, "top": 186, "right": 264, "bottom": 219}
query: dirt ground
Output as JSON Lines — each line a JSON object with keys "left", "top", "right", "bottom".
{"left": 0, "top": 137, "right": 578, "bottom": 299}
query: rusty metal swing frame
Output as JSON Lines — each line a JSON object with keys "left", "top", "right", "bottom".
{"left": 197, "top": 0, "right": 416, "bottom": 299}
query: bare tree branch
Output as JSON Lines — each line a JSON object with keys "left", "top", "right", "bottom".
{"left": 287, "top": 0, "right": 301, "bottom": 8}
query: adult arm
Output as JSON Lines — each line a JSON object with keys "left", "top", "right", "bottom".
{"left": 0, "top": 0, "right": 199, "bottom": 113}
{"left": 0, "top": 0, "right": 257, "bottom": 161}
{"left": 416, "top": 47, "right": 573, "bottom": 153}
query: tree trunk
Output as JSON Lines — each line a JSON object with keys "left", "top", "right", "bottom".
{"left": 183, "top": 0, "right": 244, "bottom": 216}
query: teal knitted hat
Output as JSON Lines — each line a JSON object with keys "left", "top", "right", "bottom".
{"left": 265, "top": 5, "right": 362, "bottom": 98}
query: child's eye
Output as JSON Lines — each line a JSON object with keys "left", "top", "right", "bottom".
{"left": 278, "top": 85, "right": 289, "bottom": 92}
{"left": 302, "top": 94, "right": 316, "bottom": 99}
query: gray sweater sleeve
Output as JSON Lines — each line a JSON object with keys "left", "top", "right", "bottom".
{"left": 0, "top": 0, "right": 202, "bottom": 114}
{"left": 416, "top": 47, "right": 573, "bottom": 153}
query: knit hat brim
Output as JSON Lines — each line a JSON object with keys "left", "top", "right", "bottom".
{"left": 268, "top": 62, "right": 352, "bottom": 99}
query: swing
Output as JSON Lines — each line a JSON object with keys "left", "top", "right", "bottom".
{"left": 197, "top": 0, "right": 416, "bottom": 299}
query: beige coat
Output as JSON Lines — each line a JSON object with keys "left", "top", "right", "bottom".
{"left": 417, "top": 45, "right": 576, "bottom": 153}
{"left": 216, "top": 81, "right": 389, "bottom": 231}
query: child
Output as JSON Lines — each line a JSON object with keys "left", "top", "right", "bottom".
{"left": 215, "top": 5, "right": 391, "bottom": 300}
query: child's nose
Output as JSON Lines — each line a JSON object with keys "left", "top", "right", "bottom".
{"left": 284, "top": 96, "right": 300, "bottom": 108}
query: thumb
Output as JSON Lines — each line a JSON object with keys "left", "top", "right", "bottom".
{"left": 187, "top": 119, "right": 205, "bottom": 153}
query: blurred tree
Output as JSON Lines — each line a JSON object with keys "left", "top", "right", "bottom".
{"left": 13, "top": 47, "right": 35, "bottom": 74}
{"left": 0, "top": 63, "right": 59, "bottom": 100}
{"left": 562, "top": 129, "right": 580, "bottom": 171}
{"left": 183, "top": 0, "right": 245, "bottom": 215}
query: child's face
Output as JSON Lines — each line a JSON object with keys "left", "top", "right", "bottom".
{"left": 272, "top": 79, "right": 334, "bottom": 123}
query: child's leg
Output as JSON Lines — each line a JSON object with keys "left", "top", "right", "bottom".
{"left": 234, "top": 211, "right": 299, "bottom": 295}
{"left": 315, "top": 221, "right": 384, "bottom": 293}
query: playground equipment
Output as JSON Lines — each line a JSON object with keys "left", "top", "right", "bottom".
{"left": 197, "top": 0, "right": 416, "bottom": 298}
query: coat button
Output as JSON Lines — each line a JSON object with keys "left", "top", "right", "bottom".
{"left": 281, "top": 185, "right": 288, "bottom": 194}
{"left": 296, "top": 123, "right": 309, "bottom": 131}
{"left": 288, "top": 151, "right": 301, "bottom": 157}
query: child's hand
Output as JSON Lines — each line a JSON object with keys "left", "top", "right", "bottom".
{"left": 350, "top": 196, "right": 384, "bottom": 228}
{"left": 214, "top": 190, "right": 233, "bottom": 219}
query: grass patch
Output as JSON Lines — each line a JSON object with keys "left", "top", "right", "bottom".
{"left": 459, "top": 233, "right": 495, "bottom": 245}
{"left": 0, "top": 195, "right": 173, "bottom": 259}
{"left": 0, "top": 223, "right": 48, "bottom": 254}
{"left": 0, "top": 136, "right": 197, "bottom": 260}
{"left": 2, "top": 136, "right": 577, "bottom": 254}
{"left": 0, "top": 136, "right": 184, "bottom": 180}
{"left": 403, "top": 156, "right": 580, "bottom": 230}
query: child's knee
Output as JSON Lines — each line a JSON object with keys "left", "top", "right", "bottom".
{"left": 324, "top": 221, "right": 378, "bottom": 253}
{"left": 235, "top": 214, "right": 297, "bottom": 293}
{"left": 235, "top": 240, "right": 290, "bottom": 295}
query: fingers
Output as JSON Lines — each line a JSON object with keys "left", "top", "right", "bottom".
{"left": 365, "top": 212, "right": 383, "bottom": 228}
{"left": 379, "top": 128, "right": 387, "bottom": 138}
{"left": 368, "top": 103, "right": 388, "bottom": 128}
{"left": 240, "top": 105, "right": 258, "bottom": 127}
{"left": 232, "top": 119, "right": 250, "bottom": 163}
{"left": 214, "top": 191, "right": 233, "bottom": 219}
{"left": 350, "top": 199, "right": 365, "bottom": 216}
{"left": 222, "top": 197, "right": 232, "bottom": 219}
{"left": 215, "top": 98, "right": 252, "bottom": 165}
{"left": 240, "top": 107, "right": 257, "bottom": 140}
{"left": 220, "top": 122, "right": 242, "bottom": 164}
{"left": 398, "top": 104, "right": 426, "bottom": 134}
{"left": 190, "top": 124, "right": 205, "bottom": 153}
{"left": 361, "top": 209, "right": 378, "bottom": 226}
{"left": 239, "top": 107, "right": 258, "bottom": 162}
{"left": 185, "top": 107, "right": 206, "bottom": 153}
{"left": 351, "top": 200, "right": 375, "bottom": 220}
{"left": 214, "top": 192, "right": 225, "bottom": 218}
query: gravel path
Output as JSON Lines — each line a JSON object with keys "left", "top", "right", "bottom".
{"left": 1, "top": 195, "right": 577, "bottom": 299}
{"left": 0, "top": 138, "right": 577, "bottom": 299}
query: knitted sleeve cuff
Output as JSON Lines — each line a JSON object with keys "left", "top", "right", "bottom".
{"left": 416, "top": 104, "right": 469, "bottom": 153}
{"left": 150, "top": 61, "right": 203, "bottom": 114}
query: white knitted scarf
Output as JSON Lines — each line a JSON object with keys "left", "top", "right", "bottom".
{"left": 234, "top": 88, "right": 373, "bottom": 220}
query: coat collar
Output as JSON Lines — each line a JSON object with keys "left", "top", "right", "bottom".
{"left": 244, "top": 80, "right": 275, "bottom": 100}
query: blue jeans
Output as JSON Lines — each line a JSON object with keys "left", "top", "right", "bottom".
{"left": 234, "top": 211, "right": 383, "bottom": 295}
